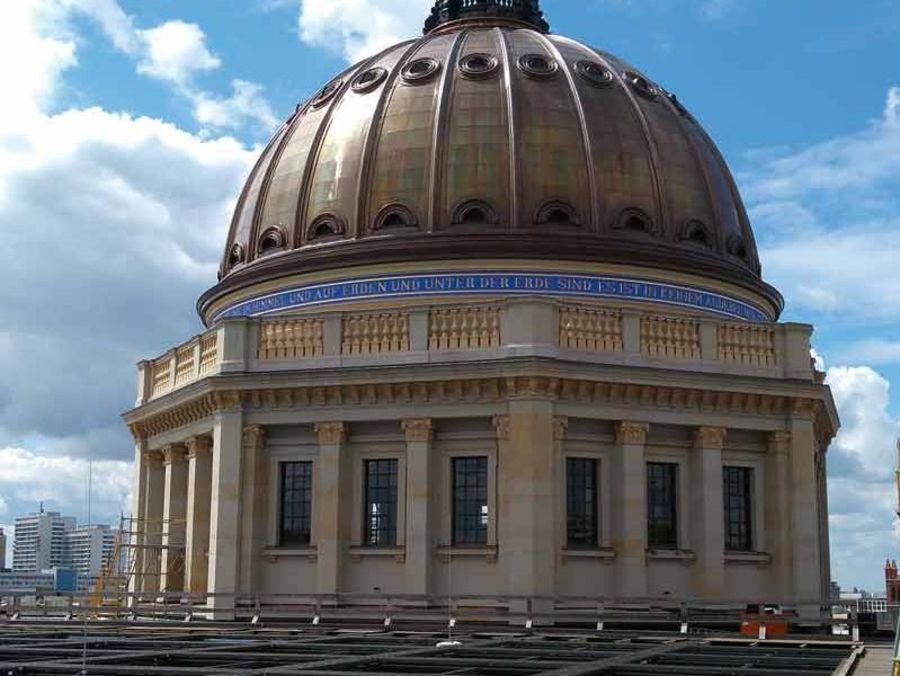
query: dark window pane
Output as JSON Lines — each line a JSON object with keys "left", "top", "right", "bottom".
{"left": 566, "top": 458, "right": 598, "bottom": 548}
{"left": 647, "top": 463, "right": 678, "bottom": 549}
{"left": 364, "top": 459, "right": 398, "bottom": 547}
{"left": 453, "top": 457, "right": 488, "bottom": 546}
{"left": 723, "top": 466, "right": 753, "bottom": 551}
{"left": 280, "top": 462, "right": 312, "bottom": 546}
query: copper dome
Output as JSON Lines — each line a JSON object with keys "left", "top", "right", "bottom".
{"left": 200, "top": 0, "right": 782, "bottom": 323}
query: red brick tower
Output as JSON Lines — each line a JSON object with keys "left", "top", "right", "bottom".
{"left": 886, "top": 560, "right": 900, "bottom": 603}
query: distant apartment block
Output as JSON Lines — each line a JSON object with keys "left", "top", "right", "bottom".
{"left": 64, "top": 525, "right": 117, "bottom": 580}
{"left": 12, "top": 512, "right": 75, "bottom": 572}
{"left": 0, "top": 528, "right": 7, "bottom": 569}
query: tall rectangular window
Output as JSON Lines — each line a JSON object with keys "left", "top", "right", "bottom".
{"left": 364, "top": 459, "right": 398, "bottom": 547}
{"left": 452, "top": 456, "right": 488, "bottom": 546}
{"left": 723, "top": 466, "right": 753, "bottom": 551}
{"left": 647, "top": 462, "right": 678, "bottom": 549}
{"left": 280, "top": 461, "right": 313, "bottom": 546}
{"left": 566, "top": 458, "right": 598, "bottom": 548}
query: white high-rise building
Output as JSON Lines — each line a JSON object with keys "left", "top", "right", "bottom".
{"left": 0, "top": 528, "right": 7, "bottom": 570}
{"left": 12, "top": 511, "right": 75, "bottom": 572}
{"left": 64, "top": 525, "right": 117, "bottom": 579}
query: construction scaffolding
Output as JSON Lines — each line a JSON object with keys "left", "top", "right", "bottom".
{"left": 91, "top": 514, "right": 185, "bottom": 615}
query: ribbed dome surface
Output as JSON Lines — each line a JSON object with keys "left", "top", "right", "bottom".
{"left": 204, "top": 18, "right": 781, "bottom": 320}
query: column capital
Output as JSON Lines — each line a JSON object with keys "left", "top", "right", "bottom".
{"left": 694, "top": 426, "right": 727, "bottom": 450}
{"left": 553, "top": 416, "right": 569, "bottom": 441}
{"left": 242, "top": 425, "right": 266, "bottom": 451}
{"left": 769, "top": 431, "right": 792, "bottom": 455}
{"left": 493, "top": 414, "right": 510, "bottom": 440}
{"left": 315, "top": 421, "right": 347, "bottom": 445}
{"left": 185, "top": 435, "right": 212, "bottom": 459}
{"left": 402, "top": 418, "right": 434, "bottom": 443}
{"left": 161, "top": 444, "right": 186, "bottom": 466}
{"left": 143, "top": 450, "right": 165, "bottom": 469}
{"left": 615, "top": 421, "right": 649, "bottom": 446}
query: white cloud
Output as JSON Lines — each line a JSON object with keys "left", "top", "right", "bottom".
{"left": 137, "top": 20, "right": 221, "bottom": 87}
{"left": 299, "top": 0, "right": 428, "bottom": 63}
{"left": 824, "top": 366, "right": 900, "bottom": 590}
{"left": 193, "top": 80, "right": 279, "bottom": 132}
{"left": 698, "top": 0, "right": 738, "bottom": 22}
{"left": 838, "top": 339, "right": 900, "bottom": 366}
{"left": 742, "top": 87, "right": 900, "bottom": 319}
{"left": 0, "top": 447, "right": 133, "bottom": 524}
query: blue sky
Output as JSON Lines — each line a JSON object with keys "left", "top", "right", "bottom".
{"left": 0, "top": 0, "right": 897, "bottom": 592}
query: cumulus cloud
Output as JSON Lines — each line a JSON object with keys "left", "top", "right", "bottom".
{"left": 742, "top": 87, "right": 900, "bottom": 320}
{"left": 193, "top": 80, "right": 280, "bottom": 132}
{"left": 0, "top": 0, "right": 256, "bottom": 474}
{"left": 825, "top": 367, "right": 900, "bottom": 589}
{"left": 136, "top": 20, "right": 221, "bottom": 87}
{"left": 299, "top": 0, "right": 428, "bottom": 63}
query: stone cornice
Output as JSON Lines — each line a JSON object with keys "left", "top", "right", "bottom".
{"left": 127, "top": 375, "right": 836, "bottom": 442}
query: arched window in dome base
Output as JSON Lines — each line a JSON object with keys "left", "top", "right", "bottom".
{"left": 680, "top": 220, "right": 714, "bottom": 249}
{"left": 257, "top": 226, "right": 287, "bottom": 257}
{"left": 307, "top": 215, "right": 346, "bottom": 243}
{"left": 451, "top": 200, "right": 500, "bottom": 227}
{"left": 615, "top": 208, "right": 657, "bottom": 237}
{"left": 535, "top": 201, "right": 580, "bottom": 227}
{"left": 374, "top": 204, "right": 419, "bottom": 231}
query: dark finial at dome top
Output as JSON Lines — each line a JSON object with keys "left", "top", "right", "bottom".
{"left": 424, "top": 0, "right": 550, "bottom": 34}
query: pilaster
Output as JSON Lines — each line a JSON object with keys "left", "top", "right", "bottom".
{"left": 185, "top": 436, "right": 212, "bottom": 595}
{"left": 315, "top": 422, "right": 347, "bottom": 600}
{"left": 207, "top": 410, "right": 244, "bottom": 617}
{"left": 613, "top": 421, "right": 648, "bottom": 598}
{"left": 691, "top": 427, "right": 726, "bottom": 599}
{"left": 497, "top": 400, "right": 556, "bottom": 618}
{"left": 789, "top": 413, "right": 824, "bottom": 621}
{"left": 239, "top": 425, "right": 267, "bottom": 595}
{"left": 403, "top": 418, "right": 434, "bottom": 600}
{"left": 141, "top": 450, "right": 165, "bottom": 595}
{"left": 161, "top": 444, "right": 188, "bottom": 593}
{"left": 766, "top": 431, "right": 792, "bottom": 603}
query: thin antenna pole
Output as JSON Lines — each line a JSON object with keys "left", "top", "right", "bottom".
{"left": 81, "top": 457, "right": 93, "bottom": 675}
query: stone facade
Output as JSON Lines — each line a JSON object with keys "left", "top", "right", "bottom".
{"left": 125, "top": 291, "right": 837, "bottom": 623}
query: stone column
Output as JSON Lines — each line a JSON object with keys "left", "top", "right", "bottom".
{"left": 185, "top": 436, "right": 212, "bottom": 595}
{"left": 315, "top": 422, "right": 347, "bottom": 601}
{"left": 128, "top": 438, "right": 147, "bottom": 597}
{"left": 403, "top": 418, "right": 433, "bottom": 602}
{"left": 207, "top": 409, "right": 244, "bottom": 617}
{"left": 497, "top": 399, "right": 556, "bottom": 617}
{"left": 612, "top": 422, "right": 649, "bottom": 599}
{"left": 789, "top": 412, "right": 823, "bottom": 621}
{"left": 691, "top": 427, "right": 726, "bottom": 599}
{"left": 141, "top": 450, "right": 165, "bottom": 595}
{"left": 765, "top": 431, "right": 792, "bottom": 603}
{"left": 161, "top": 444, "right": 188, "bottom": 593}
{"left": 239, "top": 425, "right": 267, "bottom": 595}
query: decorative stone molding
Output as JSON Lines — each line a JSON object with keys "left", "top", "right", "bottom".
{"left": 560, "top": 548, "right": 616, "bottom": 565}
{"left": 492, "top": 415, "right": 510, "bottom": 440}
{"left": 160, "top": 444, "right": 186, "bottom": 466}
{"left": 718, "top": 324, "right": 776, "bottom": 367}
{"left": 343, "top": 313, "right": 409, "bottom": 355}
{"left": 553, "top": 416, "right": 569, "bottom": 441}
{"left": 560, "top": 306, "right": 623, "bottom": 352}
{"left": 126, "top": 377, "right": 834, "bottom": 442}
{"left": 348, "top": 547, "right": 406, "bottom": 564}
{"left": 402, "top": 418, "right": 434, "bottom": 443}
{"left": 694, "top": 426, "right": 727, "bottom": 450}
{"left": 242, "top": 425, "right": 266, "bottom": 452}
{"left": 437, "top": 546, "right": 497, "bottom": 564}
{"left": 641, "top": 315, "right": 700, "bottom": 360}
{"left": 769, "top": 431, "right": 791, "bottom": 455}
{"left": 259, "top": 318, "right": 324, "bottom": 360}
{"left": 315, "top": 422, "right": 347, "bottom": 445}
{"left": 429, "top": 306, "right": 500, "bottom": 351}
{"left": 262, "top": 547, "right": 317, "bottom": 564}
{"left": 615, "top": 421, "right": 649, "bottom": 446}
{"left": 185, "top": 435, "right": 212, "bottom": 460}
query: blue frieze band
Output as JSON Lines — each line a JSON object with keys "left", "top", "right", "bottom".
{"left": 214, "top": 271, "right": 770, "bottom": 323}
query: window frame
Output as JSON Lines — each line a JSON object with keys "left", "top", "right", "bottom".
{"left": 646, "top": 461, "right": 679, "bottom": 550}
{"left": 723, "top": 465, "right": 754, "bottom": 552}
{"left": 363, "top": 458, "right": 399, "bottom": 548}
{"left": 565, "top": 457, "right": 600, "bottom": 549}
{"left": 278, "top": 461, "right": 314, "bottom": 547}
{"left": 451, "top": 456, "right": 490, "bottom": 547}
